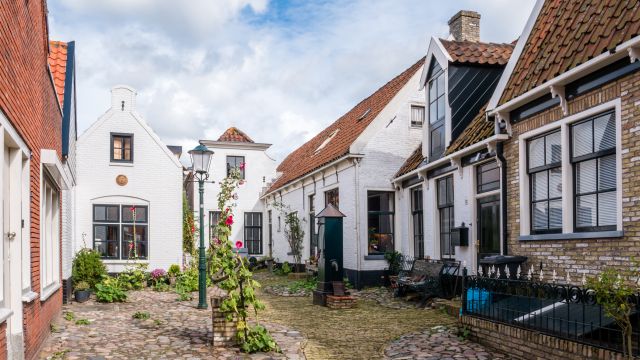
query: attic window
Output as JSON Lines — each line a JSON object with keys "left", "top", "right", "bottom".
{"left": 357, "top": 108, "right": 371, "bottom": 121}
{"left": 315, "top": 129, "right": 340, "bottom": 154}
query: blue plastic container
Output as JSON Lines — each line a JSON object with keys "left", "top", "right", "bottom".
{"left": 466, "top": 288, "right": 492, "bottom": 312}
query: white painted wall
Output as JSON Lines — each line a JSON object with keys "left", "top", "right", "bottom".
{"left": 196, "top": 142, "right": 277, "bottom": 256}
{"left": 61, "top": 83, "right": 77, "bottom": 280}
{"left": 75, "top": 85, "right": 183, "bottom": 273}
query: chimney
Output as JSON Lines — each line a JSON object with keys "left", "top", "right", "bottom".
{"left": 448, "top": 10, "right": 481, "bottom": 42}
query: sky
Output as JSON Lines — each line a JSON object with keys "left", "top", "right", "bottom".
{"left": 48, "top": 0, "right": 536, "bottom": 163}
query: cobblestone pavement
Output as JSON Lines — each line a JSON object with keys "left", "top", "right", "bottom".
{"left": 384, "top": 326, "right": 510, "bottom": 360}
{"left": 39, "top": 289, "right": 304, "bottom": 360}
{"left": 350, "top": 287, "right": 421, "bottom": 309}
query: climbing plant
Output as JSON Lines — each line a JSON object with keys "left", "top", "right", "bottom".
{"left": 182, "top": 191, "right": 196, "bottom": 256}
{"left": 271, "top": 201, "right": 305, "bottom": 272}
{"left": 207, "top": 163, "right": 277, "bottom": 352}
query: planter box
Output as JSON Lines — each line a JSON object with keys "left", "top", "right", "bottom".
{"left": 287, "top": 272, "right": 308, "bottom": 280}
{"left": 211, "top": 296, "right": 238, "bottom": 347}
{"left": 326, "top": 295, "right": 357, "bottom": 309}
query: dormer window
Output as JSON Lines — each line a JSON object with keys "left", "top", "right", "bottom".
{"left": 111, "top": 133, "right": 133, "bottom": 162}
{"left": 428, "top": 62, "right": 446, "bottom": 159}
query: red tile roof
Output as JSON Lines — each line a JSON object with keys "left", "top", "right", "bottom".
{"left": 267, "top": 57, "right": 425, "bottom": 194}
{"left": 48, "top": 40, "right": 68, "bottom": 108}
{"left": 217, "top": 127, "right": 254, "bottom": 143}
{"left": 394, "top": 145, "right": 424, "bottom": 178}
{"left": 500, "top": 0, "right": 640, "bottom": 104}
{"left": 440, "top": 39, "right": 514, "bottom": 66}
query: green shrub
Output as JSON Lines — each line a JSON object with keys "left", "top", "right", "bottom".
{"left": 240, "top": 325, "right": 279, "bottom": 353}
{"left": 175, "top": 267, "right": 199, "bottom": 293}
{"left": 288, "top": 277, "right": 317, "bottom": 293}
{"left": 153, "top": 282, "right": 170, "bottom": 292}
{"left": 168, "top": 264, "right": 181, "bottom": 278}
{"left": 75, "top": 319, "right": 90, "bottom": 325}
{"left": 72, "top": 249, "right": 107, "bottom": 289}
{"left": 95, "top": 276, "right": 127, "bottom": 303}
{"left": 63, "top": 312, "right": 75, "bottom": 321}
{"left": 74, "top": 281, "right": 90, "bottom": 292}
{"left": 274, "top": 262, "right": 292, "bottom": 276}
{"left": 384, "top": 251, "right": 403, "bottom": 276}
{"left": 118, "top": 264, "right": 148, "bottom": 290}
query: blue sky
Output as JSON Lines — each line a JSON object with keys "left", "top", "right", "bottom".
{"left": 48, "top": 0, "right": 536, "bottom": 162}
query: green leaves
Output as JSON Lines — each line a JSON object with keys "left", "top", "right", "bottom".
{"left": 95, "top": 275, "right": 127, "bottom": 303}
{"left": 239, "top": 325, "right": 279, "bottom": 353}
{"left": 72, "top": 249, "right": 107, "bottom": 289}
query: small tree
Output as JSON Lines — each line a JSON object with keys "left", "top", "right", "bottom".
{"left": 588, "top": 268, "right": 638, "bottom": 359}
{"left": 272, "top": 202, "right": 305, "bottom": 272}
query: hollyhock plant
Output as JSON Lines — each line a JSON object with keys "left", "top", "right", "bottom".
{"left": 235, "top": 241, "right": 243, "bottom": 249}
{"left": 239, "top": 162, "right": 245, "bottom": 171}
{"left": 225, "top": 215, "right": 234, "bottom": 226}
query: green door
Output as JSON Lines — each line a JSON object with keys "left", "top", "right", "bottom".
{"left": 477, "top": 195, "right": 500, "bottom": 261}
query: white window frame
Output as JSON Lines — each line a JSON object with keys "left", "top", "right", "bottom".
{"left": 410, "top": 104, "right": 425, "bottom": 128}
{"left": 40, "top": 171, "right": 61, "bottom": 301}
{"left": 518, "top": 98, "right": 622, "bottom": 238}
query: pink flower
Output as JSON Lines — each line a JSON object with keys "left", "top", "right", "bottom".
{"left": 191, "top": 226, "right": 195, "bottom": 234}
{"left": 235, "top": 241, "right": 243, "bottom": 249}
{"left": 232, "top": 193, "right": 239, "bottom": 200}
{"left": 239, "top": 162, "right": 246, "bottom": 170}
{"left": 225, "top": 216, "right": 234, "bottom": 226}
{"left": 128, "top": 242, "right": 134, "bottom": 250}
{"left": 130, "top": 206, "right": 136, "bottom": 212}
{"left": 213, "top": 237, "right": 221, "bottom": 245}
{"left": 239, "top": 180, "right": 245, "bottom": 185}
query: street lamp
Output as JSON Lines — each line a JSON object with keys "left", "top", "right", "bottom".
{"left": 188, "top": 144, "right": 214, "bottom": 309}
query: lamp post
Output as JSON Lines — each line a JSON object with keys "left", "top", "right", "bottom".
{"left": 188, "top": 144, "right": 214, "bottom": 309}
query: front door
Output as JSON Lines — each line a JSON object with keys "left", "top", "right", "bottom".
{"left": 267, "top": 210, "right": 273, "bottom": 258}
{"left": 477, "top": 195, "right": 500, "bottom": 262}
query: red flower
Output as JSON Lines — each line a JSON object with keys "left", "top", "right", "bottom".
{"left": 225, "top": 215, "right": 234, "bottom": 226}
{"left": 235, "top": 241, "right": 243, "bottom": 249}
{"left": 129, "top": 242, "right": 134, "bottom": 250}
{"left": 239, "top": 180, "right": 245, "bottom": 185}
{"left": 130, "top": 206, "right": 136, "bottom": 212}
{"left": 239, "top": 162, "right": 245, "bottom": 170}
{"left": 191, "top": 226, "right": 195, "bottom": 234}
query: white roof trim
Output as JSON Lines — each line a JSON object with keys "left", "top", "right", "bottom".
{"left": 486, "top": 0, "right": 545, "bottom": 111}
{"left": 41, "top": 149, "right": 71, "bottom": 190}
{"left": 419, "top": 37, "right": 452, "bottom": 89}
{"left": 0, "top": 109, "right": 30, "bottom": 156}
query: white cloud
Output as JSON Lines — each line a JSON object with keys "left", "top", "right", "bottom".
{"left": 48, "top": 0, "right": 535, "bottom": 162}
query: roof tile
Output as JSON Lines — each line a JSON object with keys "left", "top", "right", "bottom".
{"left": 440, "top": 39, "right": 513, "bottom": 66}
{"left": 394, "top": 145, "right": 424, "bottom": 178}
{"left": 217, "top": 127, "right": 254, "bottom": 143}
{"left": 48, "top": 40, "right": 67, "bottom": 108}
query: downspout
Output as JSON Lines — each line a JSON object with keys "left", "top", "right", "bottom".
{"left": 353, "top": 158, "right": 362, "bottom": 289}
{"left": 496, "top": 142, "right": 508, "bottom": 255}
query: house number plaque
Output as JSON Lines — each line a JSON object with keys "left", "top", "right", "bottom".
{"left": 116, "top": 174, "right": 128, "bottom": 186}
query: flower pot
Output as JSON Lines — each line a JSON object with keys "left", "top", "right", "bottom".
{"left": 74, "top": 290, "right": 91, "bottom": 303}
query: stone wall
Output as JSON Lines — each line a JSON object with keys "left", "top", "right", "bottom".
{"left": 503, "top": 70, "right": 640, "bottom": 278}
{"left": 461, "top": 315, "right": 626, "bottom": 360}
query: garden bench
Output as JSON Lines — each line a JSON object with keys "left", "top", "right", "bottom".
{"left": 396, "top": 259, "right": 460, "bottom": 304}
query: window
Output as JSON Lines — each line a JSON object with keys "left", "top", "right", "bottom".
{"left": 411, "top": 187, "right": 424, "bottom": 259}
{"left": 571, "top": 111, "right": 617, "bottom": 231}
{"left": 226, "top": 156, "right": 245, "bottom": 179}
{"left": 367, "top": 191, "right": 394, "bottom": 255}
{"left": 528, "top": 131, "right": 562, "bottom": 233}
{"left": 325, "top": 188, "right": 339, "bottom": 209}
{"left": 93, "top": 204, "right": 148, "bottom": 259}
{"left": 111, "top": 133, "right": 133, "bottom": 162}
{"left": 437, "top": 176, "right": 454, "bottom": 258}
{"left": 209, "top": 211, "right": 222, "bottom": 240}
{"left": 41, "top": 175, "right": 61, "bottom": 292}
{"left": 244, "top": 212, "right": 263, "bottom": 255}
{"left": 411, "top": 105, "right": 425, "bottom": 127}
{"left": 477, "top": 161, "right": 500, "bottom": 193}
{"left": 428, "top": 63, "right": 446, "bottom": 159}
{"left": 309, "top": 194, "right": 317, "bottom": 257}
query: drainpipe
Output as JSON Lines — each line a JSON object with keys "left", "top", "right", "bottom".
{"left": 353, "top": 158, "right": 362, "bottom": 289}
{"left": 496, "top": 142, "right": 508, "bottom": 255}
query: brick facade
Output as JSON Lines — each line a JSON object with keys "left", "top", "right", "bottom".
{"left": 0, "top": 0, "right": 64, "bottom": 359}
{"left": 503, "top": 70, "right": 640, "bottom": 279}
{"left": 461, "top": 315, "right": 627, "bottom": 360}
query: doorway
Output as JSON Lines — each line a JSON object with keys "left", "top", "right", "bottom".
{"left": 477, "top": 194, "right": 500, "bottom": 262}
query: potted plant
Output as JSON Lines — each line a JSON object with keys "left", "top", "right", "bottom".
{"left": 168, "top": 264, "right": 181, "bottom": 286}
{"left": 74, "top": 281, "right": 91, "bottom": 303}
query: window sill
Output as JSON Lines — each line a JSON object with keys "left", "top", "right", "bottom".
{"left": 0, "top": 308, "right": 13, "bottom": 324}
{"left": 364, "top": 255, "right": 385, "bottom": 260}
{"left": 22, "top": 290, "right": 38, "bottom": 303}
{"left": 103, "top": 259, "right": 149, "bottom": 264}
{"left": 109, "top": 162, "right": 134, "bottom": 167}
{"left": 519, "top": 230, "right": 624, "bottom": 241}
{"left": 40, "top": 282, "right": 61, "bottom": 302}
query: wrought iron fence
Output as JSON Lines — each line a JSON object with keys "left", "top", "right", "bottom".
{"left": 461, "top": 267, "right": 640, "bottom": 355}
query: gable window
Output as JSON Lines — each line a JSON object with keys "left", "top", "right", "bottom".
{"left": 244, "top": 212, "right": 263, "bottom": 255}
{"left": 111, "top": 133, "right": 133, "bottom": 162}
{"left": 93, "top": 204, "right": 148, "bottom": 259}
{"left": 572, "top": 111, "right": 616, "bottom": 232}
{"left": 528, "top": 131, "right": 562, "bottom": 233}
{"left": 325, "top": 188, "right": 339, "bottom": 209}
{"left": 226, "top": 156, "right": 245, "bottom": 179}
{"left": 411, "top": 105, "right": 425, "bottom": 128}
{"left": 367, "top": 191, "right": 394, "bottom": 255}
{"left": 411, "top": 187, "right": 424, "bottom": 259}
{"left": 428, "top": 62, "right": 446, "bottom": 159}
{"left": 437, "top": 176, "right": 454, "bottom": 258}
{"left": 209, "top": 211, "right": 222, "bottom": 240}
{"left": 41, "top": 174, "right": 61, "bottom": 294}
{"left": 477, "top": 161, "right": 500, "bottom": 194}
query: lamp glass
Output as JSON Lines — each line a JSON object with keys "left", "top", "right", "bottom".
{"left": 189, "top": 145, "right": 213, "bottom": 174}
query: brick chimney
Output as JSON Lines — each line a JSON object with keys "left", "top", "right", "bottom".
{"left": 448, "top": 10, "right": 481, "bottom": 42}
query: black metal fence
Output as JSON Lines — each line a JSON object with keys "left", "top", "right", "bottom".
{"left": 461, "top": 268, "right": 640, "bottom": 356}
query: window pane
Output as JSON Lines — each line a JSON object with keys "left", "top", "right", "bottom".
{"left": 528, "top": 137, "right": 545, "bottom": 169}
{"left": 123, "top": 137, "right": 131, "bottom": 150}
{"left": 122, "top": 206, "right": 147, "bottom": 223}
{"left": 124, "top": 149, "right": 131, "bottom": 160}
{"left": 532, "top": 171, "right": 548, "bottom": 201}
{"left": 437, "top": 73, "right": 445, "bottom": 97}
{"left": 437, "top": 96, "right": 445, "bottom": 122}
{"left": 113, "top": 137, "right": 122, "bottom": 150}
{"left": 549, "top": 168, "right": 562, "bottom": 198}
{"left": 598, "top": 191, "right": 617, "bottom": 226}
{"left": 94, "top": 205, "right": 118, "bottom": 222}
{"left": 576, "top": 194, "right": 597, "bottom": 227}
{"left": 572, "top": 121, "right": 593, "bottom": 158}
{"left": 594, "top": 112, "right": 615, "bottom": 152}
{"left": 437, "top": 178, "right": 447, "bottom": 206}
{"left": 549, "top": 199, "right": 563, "bottom": 229}
{"left": 599, "top": 155, "right": 616, "bottom": 191}
{"left": 532, "top": 202, "right": 548, "bottom": 230}
{"left": 546, "top": 131, "right": 561, "bottom": 164}
{"left": 429, "top": 101, "right": 438, "bottom": 124}
{"left": 429, "top": 81, "right": 436, "bottom": 103}
{"left": 576, "top": 159, "right": 597, "bottom": 194}
{"left": 122, "top": 225, "right": 148, "bottom": 259}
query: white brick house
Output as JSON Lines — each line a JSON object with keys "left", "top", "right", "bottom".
{"left": 262, "top": 58, "right": 425, "bottom": 288}
{"left": 75, "top": 85, "right": 183, "bottom": 273}
{"left": 195, "top": 128, "right": 277, "bottom": 257}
